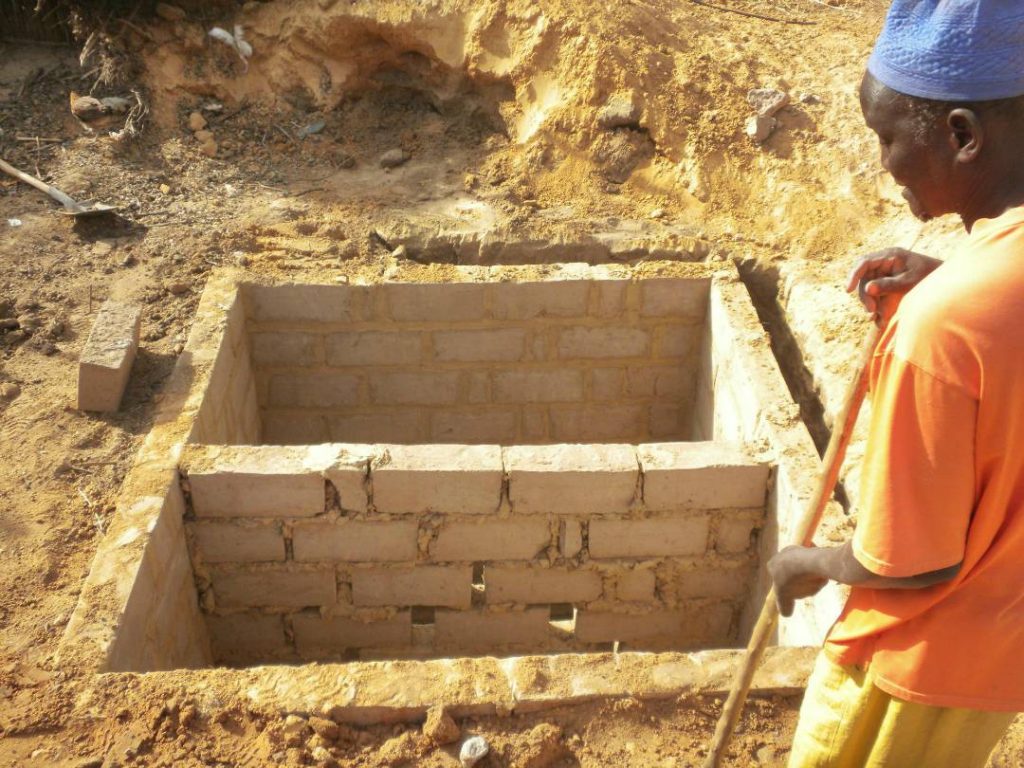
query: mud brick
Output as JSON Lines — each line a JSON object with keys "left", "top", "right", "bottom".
{"left": 372, "top": 444, "right": 502, "bottom": 515}
{"left": 505, "top": 444, "right": 638, "bottom": 515}
{"left": 639, "top": 442, "right": 769, "bottom": 510}
{"left": 352, "top": 566, "right": 472, "bottom": 608}
{"left": 588, "top": 516, "right": 709, "bottom": 558}
{"left": 485, "top": 567, "right": 602, "bottom": 604}
{"left": 77, "top": 299, "right": 142, "bottom": 412}
{"left": 292, "top": 520, "right": 418, "bottom": 562}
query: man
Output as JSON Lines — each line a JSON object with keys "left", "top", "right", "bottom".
{"left": 767, "top": 2, "right": 1024, "bottom": 766}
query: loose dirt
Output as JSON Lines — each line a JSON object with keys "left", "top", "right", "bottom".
{"left": 1, "top": 0, "right": 1021, "bottom": 766}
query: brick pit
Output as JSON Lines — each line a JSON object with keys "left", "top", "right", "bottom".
{"left": 59, "top": 261, "right": 842, "bottom": 718}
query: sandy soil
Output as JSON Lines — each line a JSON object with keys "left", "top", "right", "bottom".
{"left": 0, "top": 0, "right": 1021, "bottom": 765}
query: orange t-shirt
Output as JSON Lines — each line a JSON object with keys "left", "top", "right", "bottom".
{"left": 825, "top": 206, "right": 1024, "bottom": 711}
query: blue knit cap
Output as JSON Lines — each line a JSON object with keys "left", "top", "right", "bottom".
{"left": 868, "top": 0, "right": 1024, "bottom": 101}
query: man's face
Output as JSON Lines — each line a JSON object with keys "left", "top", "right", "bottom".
{"left": 859, "top": 73, "right": 958, "bottom": 222}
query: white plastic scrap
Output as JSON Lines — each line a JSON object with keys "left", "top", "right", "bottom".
{"left": 208, "top": 25, "right": 253, "bottom": 71}
{"left": 7, "top": 219, "right": 22, "bottom": 227}
{"left": 459, "top": 735, "right": 490, "bottom": 768}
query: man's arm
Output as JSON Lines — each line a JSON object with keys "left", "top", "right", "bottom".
{"left": 767, "top": 542, "right": 962, "bottom": 617}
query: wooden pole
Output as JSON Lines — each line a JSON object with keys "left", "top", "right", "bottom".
{"left": 702, "top": 323, "right": 882, "bottom": 768}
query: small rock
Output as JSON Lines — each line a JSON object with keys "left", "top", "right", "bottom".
{"left": 597, "top": 91, "right": 642, "bottom": 129}
{"left": 309, "top": 716, "right": 339, "bottom": 741}
{"left": 159, "top": 183, "right": 171, "bottom": 195}
{"left": 649, "top": 208, "right": 665, "bottom": 219}
{"left": 234, "top": 252, "right": 251, "bottom": 267}
{"left": 0, "top": 383, "right": 21, "bottom": 400}
{"left": 799, "top": 92, "right": 821, "bottom": 105}
{"left": 379, "top": 148, "right": 410, "bottom": 168}
{"left": 745, "top": 114, "right": 777, "bottom": 143}
{"left": 390, "top": 244, "right": 408, "bottom": 260}
{"left": 311, "top": 745, "right": 336, "bottom": 766}
{"left": 122, "top": 254, "right": 137, "bottom": 267}
{"left": 17, "top": 314, "right": 41, "bottom": 330}
{"left": 755, "top": 745, "right": 777, "bottom": 765}
{"left": 422, "top": 704, "right": 460, "bottom": 745}
{"left": 199, "top": 140, "right": 218, "bottom": 158}
{"left": 194, "top": 129, "right": 214, "bottom": 144}
{"left": 155, "top": 2, "right": 186, "bottom": 21}
{"left": 188, "top": 111, "right": 207, "bottom": 131}
{"left": 76, "top": 758, "right": 103, "bottom": 768}
{"left": 0, "top": 318, "right": 19, "bottom": 331}
{"left": 282, "top": 715, "right": 307, "bottom": 735}
{"left": 459, "top": 735, "right": 490, "bottom": 768}
{"left": 746, "top": 88, "right": 790, "bottom": 118}
{"left": 45, "top": 318, "right": 65, "bottom": 339}
{"left": 166, "top": 281, "right": 190, "bottom": 296}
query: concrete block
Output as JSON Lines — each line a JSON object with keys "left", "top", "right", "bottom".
{"left": 491, "top": 280, "right": 589, "bottom": 320}
{"left": 574, "top": 609, "right": 683, "bottom": 644}
{"left": 250, "top": 332, "right": 321, "bottom": 367}
{"left": 432, "top": 519, "right": 552, "bottom": 562}
{"left": 293, "top": 613, "right": 411, "bottom": 655}
{"left": 550, "top": 405, "right": 647, "bottom": 442}
{"left": 77, "top": 300, "right": 142, "bottom": 412}
{"left": 327, "top": 332, "right": 423, "bottom": 366}
{"left": 327, "top": 412, "right": 423, "bottom": 444}
{"left": 383, "top": 283, "right": 487, "bottom": 322}
{"left": 716, "top": 515, "right": 760, "bottom": 553}
{"left": 485, "top": 567, "right": 602, "bottom": 604}
{"left": 505, "top": 444, "right": 638, "bottom": 515}
{"left": 493, "top": 370, "right": 584, "bottom": 404}
{"left": 639, "top": 278, "right": 710, "bottom": 321}
{"left": 192, "top": 522, "right": 285, "bottom": 563}
{"left": 372, "top": 444, "right": 503, "bottom": 515}
{"left": 325, "top": 446, "right": 374, "bottom": 514}
{"left": 591, "top": 368, "right": 624, "bottom": 400}
{"left": 207, "top": 614, "right": 290, "bottom": 664}
{"left": 262, "top": 411, "right": 330, "bottom": 444}
{"left": 648, "top": 404, "right": 688, "bottom": 440}
{"left": 654, "top": 325, "right": 701, "bottom": 359}
{"left": 677, "top": 562, "right": 753, "bottom": 599}
{"left": 639, "top": 442, "right": 769, "bottom": 510}
{"left": 292, "top": 520, "right": 418, "bottom": 562}
{"left": 268, "top": 372, "right": 361, "bottom": 408}
{"left": 589, "top": 516, "right": 709, "bottom": 558}
{"left": 432, "top": 329, "right": 527, "bottom": 362}
{"left": 592, "top": 280, "right": 628, "bottom": 318}
{"left": 184, "top": 446, "right": 326, "bottom": 518}
{"left": 626, "top": 367, "right": 688, "bottom": 398}
{"left": 246, "top": 284, "right": 363, "bottom": 323}
{"left": 557, "top": 327, "right": 650, "bottom": 359}
{"left": 466, "top": 372, "right": 491, "bottom": 403}
{"left": 352, "top": 566, "right": 472, "bottom": 608}
{"left": 616, "top": 569, "right": 657, "bottom": 602}
{"left": 369, "top": 372, "right": 459, "bottom": 405}
{"left": 212, "top": 568, "right": 336, "bottom": 608}
{"left": 560, "top": 520, "right": 584, "bottom": 558}
{"left": 430, "top": 410, "right": 518, "bottom": 444}
{"left": 434, "top": 609, "right": 550, "bottom": 649}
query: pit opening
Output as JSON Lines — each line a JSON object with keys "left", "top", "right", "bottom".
{"left": 61, "top": 262, "right": 839, "bottom": 680}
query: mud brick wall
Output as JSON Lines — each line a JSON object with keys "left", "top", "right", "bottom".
{"left": 190, "top": 297, "right": 261, "bottom": 445}
{"left": 241, "top": 275, "right": 709, "bottom": 446}
{"left": 179, "top": 441, "right": 769, "bottom": 665}
{"left": 102, "top": 478, "right": 213, "bottom": 671}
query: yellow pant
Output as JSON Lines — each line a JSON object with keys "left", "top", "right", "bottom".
{"left": 788, "top": 653, "right": 1015, "bottom": 768}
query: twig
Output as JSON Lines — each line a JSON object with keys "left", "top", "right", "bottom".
{"left": 799, "top": 0, "right": 857, "bottom": 12}
{"left": 209, "top": 103, "right": 252, "bottom": 125}
{"left": 689, "top": 0, "right": 816, "bottom": 25}
{"left": 118, "top": 18, "right": 156, "bottom": 42}
{"left": 16, "top": 136, "right": 63, "bottom": 143}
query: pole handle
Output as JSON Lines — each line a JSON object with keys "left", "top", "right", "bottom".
{"left": 702, "top": 323, "right": 881, "bottom": 768}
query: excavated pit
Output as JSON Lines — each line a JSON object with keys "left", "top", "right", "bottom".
{"left": 59, "top": 259, "right": 840, "bottom": 717}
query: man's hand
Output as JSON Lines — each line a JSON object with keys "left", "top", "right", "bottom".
{"left": 846, "top": 248, "right": 943, "bottom": 326}
{"left": 767, "top": 546, "right": 828, "bottom": 617}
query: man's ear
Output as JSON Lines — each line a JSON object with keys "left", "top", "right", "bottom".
{"left": 948, "top": 108, "right": 983, "bottom": 161}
